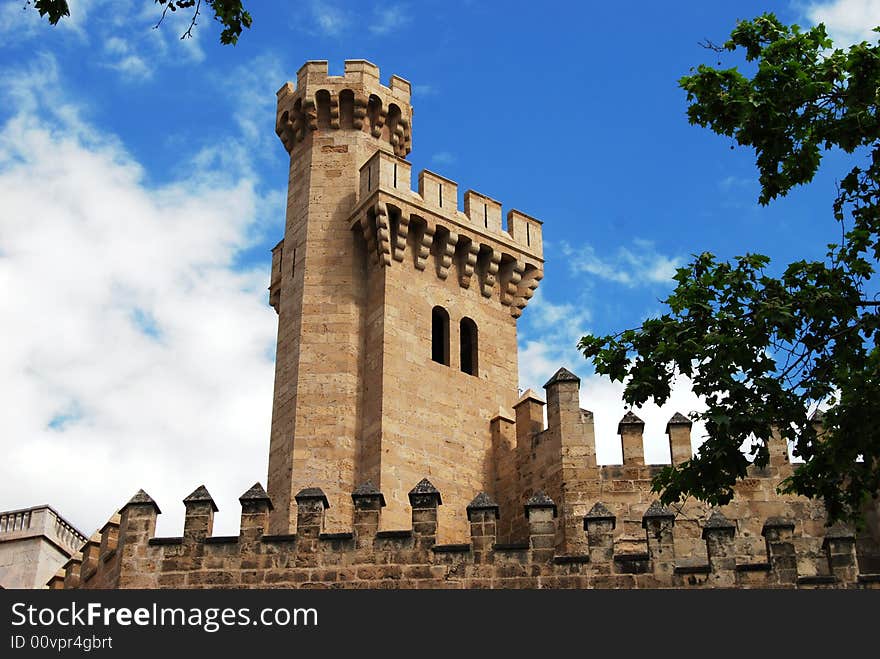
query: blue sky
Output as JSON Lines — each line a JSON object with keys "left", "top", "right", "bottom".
{"left": 1, "top": 0, "right": 877, "bottom": 538}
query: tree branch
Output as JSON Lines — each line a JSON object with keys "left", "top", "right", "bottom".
{"left": 153, "top": 2, "right": 172, "bottom": 30}
{"left": 181, "top": 0, "right": 202, "bottom": 41}
{"left": 698, "top": 38, "right": 726, "bottom": 52}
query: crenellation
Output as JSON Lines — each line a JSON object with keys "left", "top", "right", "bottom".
{"left": 389, "top": 73, "right": 412, "bottom": 99}
{"left": 62, "top": 552, "right": 82, "bottom": 589}
{"left": 464, "top": 190, "right": 503, "bottom": 233}
{"left": 618, "top": 411, "right": 646, "bottom": 466}
{"left": 79, "top": 532, "right": 101, "bottom": 584}
{"left": 278, "top": 61, "right": 412, "bottom": 158}
{"left": 359, "top": 151, "right": 413, "bottom": 202}
{"left": 419, "top": 170, "right": 458, "bottom": 211}
{"left": 665, "top": 412, "right": 693, "bottom": 464}
{"left": 59, "top": 475, "right": 880, "bottom": 590}
{"left": 506, "top": 209, "right": 543, "bottom": 252}
{"left": 98, "top": 514, "right": 120, "bottom": 562}
{"left": 354, "top": 154, "right": 543, "bottom": 273}
{"left": 182, "top": 485, "right": 218, "bottom": 543}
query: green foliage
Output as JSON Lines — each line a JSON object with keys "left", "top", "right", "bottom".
{"left": 155, "top": 1, "right": 252, "bottom": 45}
{"left": 579, "top": 13, "right": 880, "bottom": 524}
{"left": 29, "top": 0, "right": 68, "bottom": 24}
{"left": 27, "top": 0, "right": 253, "bottom": 45}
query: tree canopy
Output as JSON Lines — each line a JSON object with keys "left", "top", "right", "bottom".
{"left": 579, "top": 13, "right": 880, "bottom": 525}
{"left": 27, "top": 0, "right": 252, "bottom": 44}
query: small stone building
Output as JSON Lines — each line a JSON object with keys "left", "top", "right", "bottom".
{"left": 1, "top": 505, "right": 86, "bottom": 589}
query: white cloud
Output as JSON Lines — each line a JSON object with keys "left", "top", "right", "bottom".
{"left": 2, "top": 0, "right": 206, "bottom": 81}
{"left": 310, "top": 1, "right": 351, "bottom": 36}
{"left": 225, "top": 54, "right": 288, "bottom": 156}
{"left": 579, "top": 374, "right": 707, "bottom": 466}
{"left": 103, "top": 36, "right": 153, "bottom": 80}
{"left": 0, "top": 56, "right": 279, "bottom": 538}
{"left": 299, "top": 2, "right": 412, "bottom": 38}
{"left": 561, "top": 238, "right": 682, "bottom": 287}
{"left": 130, "top": 0, "right": 207, "bottom": 65}
{"left": 0, "top": 0, "right": 96, "bottom": 42}
{"left": 517, "top": 288, "right": 591, "bottom": 391}
{"left": 369, "top": 4, "right": 412, "bottom": 35}
{"left": 805, "top": 0, "right": 880, "bottom": 46}
{"left": 0, "top": 2, "right": 44, "bottom": 40}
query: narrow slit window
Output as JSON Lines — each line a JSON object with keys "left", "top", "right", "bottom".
{"left": 393, "top": 163, "right": 398, "bottom": 188}
{"left": 291, "top": 248, "right": 296, "bottom": 277}
{"left": 431, "top": 306, "right": 450, "bottom": 366}
{"left": 439, "top": 183, "right": 443, "bottom": 208}
{"left": 460, "top": 317, "right": 478, "bottom": 376}
{"left": 484, "top": 205, "right": 488, "bottom": 228}
{"left": 526, "top": 223, "right": 530, "bottom": 246}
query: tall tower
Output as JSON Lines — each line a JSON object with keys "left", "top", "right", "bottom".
{"left": 268, "top": 60, "right": 544, "bottom": 540}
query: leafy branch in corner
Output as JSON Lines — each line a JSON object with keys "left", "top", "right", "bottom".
{"left": 579, "top": 13, "right": 880, "bottom": 525}
{"left": 26, "top": 0, "right": 252, "bottom": 45}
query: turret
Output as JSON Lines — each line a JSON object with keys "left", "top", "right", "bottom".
{"left": 276, "top": 60, "right": 413, "bottom": 156}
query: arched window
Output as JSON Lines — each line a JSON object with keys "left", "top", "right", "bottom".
{"left": 339, "top": 89, "right": 354, "bottom": 129}
{"left": 367, "top": 94, "right": 383, "bottom": 136}
{"left": 431, "top": 306, "right": 450, "bottom": 366}
{"left": 460, "top": 317, "right": 478, "bottom": 376}
{"left": 315, "top": 89, "right": 331, "bottom": 129}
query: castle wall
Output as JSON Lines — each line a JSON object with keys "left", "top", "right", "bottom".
{"left": 54, "top": 372, "right": 880, "bottom": 590}
{"left": 54, "top": 481, "right": 879, "bottom": 591}
{"left": 52, "top": 380, "right": 880, "bottom": 590}
{"left": 496, "top": 370, "right": 844, "bottom": 573}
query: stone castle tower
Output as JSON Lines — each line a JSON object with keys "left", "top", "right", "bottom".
{"left": 267, "top": 60, "right": 543, "bottom": 540}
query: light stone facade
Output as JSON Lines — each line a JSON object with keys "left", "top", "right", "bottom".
{"left": 0, "top": 506, "right": 85, "bottom": 589}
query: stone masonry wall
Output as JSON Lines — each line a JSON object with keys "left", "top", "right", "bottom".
{"left": 50, "top": 361, "right": 880, "bottom": 590}
{"left": 52, "top": 480, "right": 879, "bottom": 590}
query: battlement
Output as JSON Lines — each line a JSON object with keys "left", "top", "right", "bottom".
{"left": 52, "top": 480, "right": 880, "bottom": 590}
{"left": 352, "top": 150, "right": 544, "bottom": 316}
{"left": 276, "top": 60, "right": 412, "bottom": 156}
{"left": 288, "top": 60, "right": 412, "bottom": 102}
{"left": 51, "top": 367, "right": 880, "bottom": 590}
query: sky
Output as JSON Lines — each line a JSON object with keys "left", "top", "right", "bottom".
{"left": 1, "top": 0, "right": 877, "bottom": 538}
